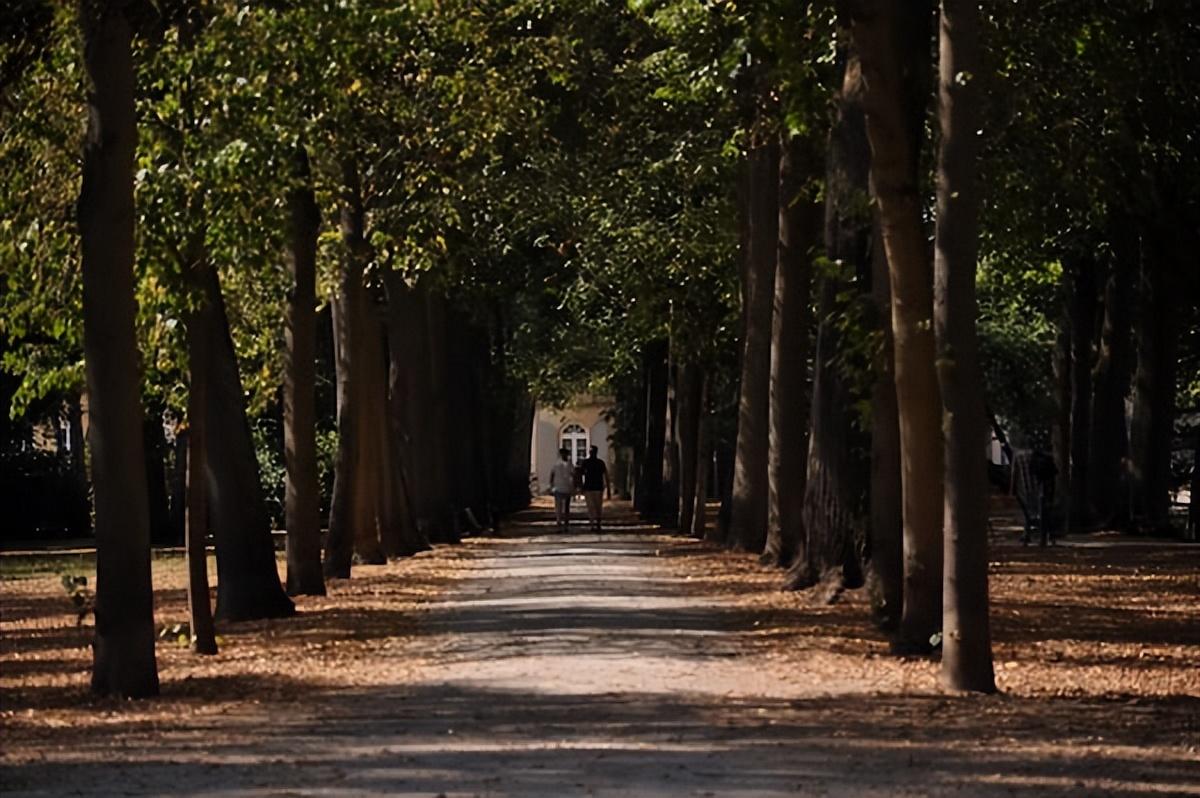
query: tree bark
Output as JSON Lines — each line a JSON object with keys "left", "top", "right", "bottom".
{"left": 1087, "top": 215, "right": 1138, "bottom": 528}
{"left": 424, "top": 288, "right": 458, "bottom": 542}
{"left": 660, "top": 356, "right": 681, "bottom": 527}
{"left": 676, "top": 362, "right": 703, "bottom": 536}
{"left": 185, "top": 276, "right": 217, "bottom": 655}
{"left": 933, "top": 0, "right": 996, "bottom": 693}
{"left": 786, "top": 30, "right": 871, "bottom": 597}
{"left": 201, "top": 262, "right": 295, "bottom": 619}
{"left": 691, "top": 377, "right": 712, "bottom": 539}
{"left": 852, "top": 0, "right": 943, "bottom": 651}
{"left": 637, "top": 339, "right": 669, "bottom": 520}
{"left": 283, "top": 145, "right": 325, "bottom": 595}
{"left": 764, "top": 133, "right": 820, "bottom": 568}
{"left": 78, "top": 0, "right": 159, "bottom": 697}
{"left": 324, "top": 159, "right": 366, "bottom": 578}
{"left": 1065, "top": 254, "right": 1099, "bottom": 532}
{"left": 868, "top": 215, "right": 903, "bottom": 630}
{"left": 1130, "top": 237, "right": 1179, "bottom": 533}
{"left": 729, "top": 136, "right": 780, "bottom": 553}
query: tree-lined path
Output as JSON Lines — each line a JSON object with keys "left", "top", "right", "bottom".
{"left": 3, "top": 501, "right": 1198, "bottom": 796}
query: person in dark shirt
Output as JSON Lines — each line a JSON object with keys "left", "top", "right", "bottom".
{"left": 580, "top": 446, "right": 610, "bottom": 531}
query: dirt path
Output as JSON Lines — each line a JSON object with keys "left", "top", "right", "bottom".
{"left": 2, "top": 501, "right": 1198, "bottom": 796}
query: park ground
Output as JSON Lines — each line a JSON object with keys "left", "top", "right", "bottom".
{"left": 1, "top": 499, "right": 1198, "bottom": 797}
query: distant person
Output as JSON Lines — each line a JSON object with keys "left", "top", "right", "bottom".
{"left": 1011, "top": 446, "right": 1058, "bottom": 546}
{"left": 549, "top": 448, "right": 576, "bottom": 532}
{"left": 580, "top": 445, "right": 610, "bottom": 531}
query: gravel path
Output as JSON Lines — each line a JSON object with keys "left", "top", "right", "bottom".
{"left": 3, "top": 503, "right": 1198, "bottom": 796}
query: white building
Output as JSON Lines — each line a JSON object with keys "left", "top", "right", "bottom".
{"left": 530, "top": 396, "right": 613, "bottom": 494}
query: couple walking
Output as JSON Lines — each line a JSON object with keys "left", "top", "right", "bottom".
{"left": 548, "top": 446, "right": 610, "bottom": 532}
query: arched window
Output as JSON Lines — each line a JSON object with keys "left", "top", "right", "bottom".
{"left": 560, "top": 423, "right": 588, "bottom": 464}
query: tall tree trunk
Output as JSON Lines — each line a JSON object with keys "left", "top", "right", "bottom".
{"left": 352, "top": 310, "right": 387, "bottom": 564}
{"left": 676, "top": 362, "right": 703, "bottom": 536}
{"left": 764, "top": 133, "right": 820, "bottom": 568}
{"left": 786, "top": 31, "right": 871, "bottom": 597}
{"left": 78, "top": 0, "right": 159, "bottom": 697}
{"left": 933, "top": 0, "right": 995, "bottom": 693}
{"left": 729, "top": 136, "right": 780, "bottom": 553}
{"left": 691, "top": 377, "right": 712, "bottom": 539}
{"left": 1087, "top": 216, "right": 1138, "bottom": 528}
{"left": 1065, "top": 254, "right": 1098, "bottom": 532}
{"left": 185, "top": 272, "right": 217, "bottom": 655}
{"left": 868, "top": 216, "right": 903, "bottom": 630}
{"left": 1052, "top": 317, "right": 1072, "bottom": 511}
{"left": 283, "top": 145, "right": 325, "bottom": 595}
{"left": 424, "top": 289, "right": 457, "bottom": 542}
{"left": 637, "top": 339, "right": 669, "bottom": 520}
{"left": 1130, "top": 236, "right": 1179, "bottom": 533}
{"left": 325, "top": 158, "right": 367, "bottom": 578}
{"left": 660, "top": 356, "right": 681, "bottom": 526}
{"left": 711, "top": 435, "right": 736, "bottom": 543}
{"left": 201, "top": 263, "right": 295, "bottom": 619}
{"left": 852, "top": 0, "right": 943, "bottom": 651}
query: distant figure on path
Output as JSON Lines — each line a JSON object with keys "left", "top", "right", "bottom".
{"left": 549, "top": 448, "right": 576, "bottom": 532}
{"left": 580, "top": 445, "right": 610, "bottom": 531}
{"left": 1010, "top": 447, "right": 1057, "bottom": 546}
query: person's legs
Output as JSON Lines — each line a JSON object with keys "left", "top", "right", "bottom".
{"left": 554, "top": 492, "right": 571, "bottom": 531}
{"left": 585, "top": 491, "right": 602, "bottom": 530}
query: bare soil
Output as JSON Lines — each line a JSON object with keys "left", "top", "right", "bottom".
{"left": 1, "top": 499, "right": 1197, "bottom": 796}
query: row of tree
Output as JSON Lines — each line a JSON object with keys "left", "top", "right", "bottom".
{"left": 1, "top": 1, "right": 1197, "bottom": 699}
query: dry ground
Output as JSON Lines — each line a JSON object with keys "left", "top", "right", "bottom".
{"left": 1, "top": 499, "right": 1198, "bottom": 796}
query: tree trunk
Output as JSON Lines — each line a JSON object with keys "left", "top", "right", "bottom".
{"left": 352, "top": 309, "right": 387, "bottom": 564}
{"left": 691, "top": 377, "right": 712, "bottom": 539}
{"left": 324, "top": 160, "right": 365, "bottom": 577}
{"left": 424, "top": 289, "right": 458, "bottom": 542}
{"left": 786, "top": 31, "right": 871, "bottom": 597}
{"left": 868, "top": 215, "right": 903, "bottom": 630}
{"left": 201, "top": 262, "right": 295, "bottom": 619}
{"left": 1087, "top": 216, "right": 1138, "bottom": 529}
{"left": 1052, "top": 317, "right": 1072, "bottom": 511}
{"left": 637, "top": 339, "right": 669, "bottom": 519}
{"left": 1065, "top": 254, "right": 1098, "bottom": 532}
{"left": 1130, "top": 238, "right": 1179, "bottom": 533}
{"left": 764, "top": 132, "right": 820, "bottom": 568}
{"left": 283, "top": 145, "right": 325, "bottom": 595}
{"left": 933, "top": 0, "right": 995, "bottom": 693}
{"left": 852, "top": 0, "right": 943, "bottom": 651}
{"left": 78, "top": 0, "right": 159, "bottom": 697}
{"left": 729, "top": 136, "right": 780, "bottom": 553}
{"left": 660, "top": 356, "right": 681, "bottom": 527}
{"left": 185, "top": 276, "right": 217, "bottom": 655}
{"left": 676, "top": 362, "right": 703, "bottom": 536}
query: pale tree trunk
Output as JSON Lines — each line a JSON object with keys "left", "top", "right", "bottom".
{"left": 852, "top": 0, "right": 943, "bottom": 651}
{"left": 933, "top": 0, "right": 995, "bottom": 693}
{"left": 729, "top": 135, "right": 780, "bottom": 553}
{"left": 764, "top": 133, "right": 820, "bottom": 568}
{"left": 1087, "top": 215, "right": 1137, "bottom": 528}
{"left": 78, "top": 0, "right": 158, "bottom": 697}
{"left": 868, "top": 216, "right": 903, "bottom": 630}
{"left": 283, "top": 145, "right": 325, "bottom": 595}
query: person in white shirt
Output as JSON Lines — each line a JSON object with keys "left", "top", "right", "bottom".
{"left": 549, "top": 448, "right": 577, "bottom": 532}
